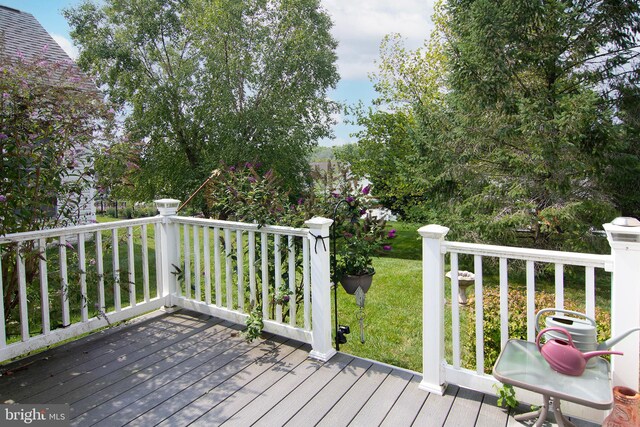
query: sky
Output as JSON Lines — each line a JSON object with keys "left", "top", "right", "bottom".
{"left": 1, "top": 0, "right": 435, "bottom": 146}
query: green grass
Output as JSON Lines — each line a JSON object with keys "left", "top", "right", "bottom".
{"left": 334, "top": 255, "right": 423, "bottom": 371}
{"left": 332, "top": 221, "right": 612, "bottom": 373}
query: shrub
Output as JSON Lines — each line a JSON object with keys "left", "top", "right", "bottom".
{"left": 462, "top": 287, "right": 611, "bottom": 373}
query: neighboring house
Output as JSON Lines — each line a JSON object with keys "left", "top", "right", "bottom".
{"left": 0, "top": 4, "right": 98, "bottom": 225}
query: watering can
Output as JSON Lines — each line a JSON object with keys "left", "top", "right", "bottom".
{"left": 536, "top": 327, "right": 623, "bottom": 376}
{"left": 535, "top": 308, "right": 640, "bottom": 352}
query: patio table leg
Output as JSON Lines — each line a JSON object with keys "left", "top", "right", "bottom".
{"left": 552, "top": 398, "right": 577, "bottom": 427}
{"left": 514, "top": 394, "right": 549, "bottom": 426}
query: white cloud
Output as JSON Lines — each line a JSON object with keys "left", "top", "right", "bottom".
{"left": 322, "top": 0, "right": 436, "bottom": 80}
{"left": 331, "top": 111, "right": 343, "bottom": 126}
{"left": 51, "top": 33, "right": 79, "bottom": 60}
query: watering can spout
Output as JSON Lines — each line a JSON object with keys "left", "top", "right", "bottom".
{"left": 598, "top": 327, "right": 640, "bottom": 350}
{"left": 583, "top": 349, "right": 624, "bottom": 361}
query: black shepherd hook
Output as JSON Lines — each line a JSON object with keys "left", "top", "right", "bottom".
{"left": 331, "top": 197, "right": 352, "bottom": 351}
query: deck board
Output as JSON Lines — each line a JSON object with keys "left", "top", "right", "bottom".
{"left": 443, "top": 387, "right": 484, "bottom": 426}
{"left": 25, "top": 314, "right": 219, "bottom": 404}
{"left": 380, "top": 375, "right": 429, "bottom": 426}
{"left": 251, "top": 352, "right": 355, "bottom": 426}
{"left": 475, "top": 394, "right": 510, "bottom": 427}
{"left": 73, "top": 323, "right": 256, "bottom": 425}
{"left": 350, "top": 367, "right": 414, "bottom": 426}
{"left": 414, "top": 384, "right": 459, "bottom": 426}
{"left": 284, "top": 356, "right": 373, "bottom": 426}
{"left": 0, "top": 310, "right": 602, "bottom": 426}
{"left": 0, "top": 310, "right": 187, "bottom": 400}
{"left": 220, "top": 352, "right": 326, "bottom": 426}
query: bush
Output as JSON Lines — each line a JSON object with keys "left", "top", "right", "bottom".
{"left": 462, "top": 287, "right": 611, "bottom": 373}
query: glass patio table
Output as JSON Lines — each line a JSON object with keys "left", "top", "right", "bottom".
{"left": 493, "top": 339, "right": 613, "bottom": 427}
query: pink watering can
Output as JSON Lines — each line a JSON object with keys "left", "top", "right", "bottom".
{"left": 536, "top": 327, "right": 623, "bottom": 376}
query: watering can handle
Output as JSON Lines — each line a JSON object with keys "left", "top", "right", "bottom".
{"left": 534, "top": 308, "right": 597, "bottom": 333}
{"left": 536, "top": 327, "right": 574, "bottom": 351}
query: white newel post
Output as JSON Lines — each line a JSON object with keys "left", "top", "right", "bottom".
{"left": 604, "top": 219, "right": 640, "bottom": 391}
{"left": 419, "top": 224, "right": 449, "bottom": 395}
{"left": 305, "top": 216, "right": 336, "bottom": 362}
{"left": 156, "top": 199, "right": 180, "bottom": 309}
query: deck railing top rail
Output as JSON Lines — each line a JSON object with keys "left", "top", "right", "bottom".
{"left": 0, "top": 217, "right": 162, "bottom": 244}
{"left": 443, "top": 241, "right": 611, "bottom": 268}
{"left": 170, "top": 216, "right": 309, "bottom": 237}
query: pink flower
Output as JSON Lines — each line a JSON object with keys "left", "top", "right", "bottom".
{"left": 362, "top": 185, "right": 370, "bottom": 195}
{"left": 383, "top": 245, "right": 392, "bottom": 251}
{"left": 346, "top": 196, "right": 354, "bottom": 203}
{"left": 388, "top": 229, "right": 396, "bottom": 238}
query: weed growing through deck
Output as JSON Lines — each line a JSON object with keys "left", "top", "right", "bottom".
{"left": 494, "top": 383, "right": 518, "bottom": 409}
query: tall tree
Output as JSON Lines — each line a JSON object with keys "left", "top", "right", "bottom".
{"left": 352, "top": 0, "right": 639, "bottom": 250}
{"left": 1, "top": 54, "right": 112, "bottom": 315}
{"left": 65, "top": 0, "right": 339, "bottom": 206}
{"left": 440, "top": 0, "right": 639, "bottom": 249}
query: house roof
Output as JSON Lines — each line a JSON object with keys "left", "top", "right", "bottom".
{"left": 0, "top": 4, "right": 97, "bottom": 93}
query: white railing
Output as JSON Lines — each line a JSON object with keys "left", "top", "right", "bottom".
{"left": 420, "top": 223, "right": 640, "bottom": 423}
{"left": 169, "top": 216, "right": 312, "bottom": 343}
{"left": 155, "top": 200, "right": 335, "bottom": 361}
{"left": 0, "top": 217, "right": 165, "bottom": 362}
{"left": 0, "top": 199, "right": 336, "bottom": 364}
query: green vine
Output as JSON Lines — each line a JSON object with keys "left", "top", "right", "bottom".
{"left": 493, "top": 383, "right": 518, "bottom": 409}
{"left": 244, "top": 303, "right": 264, "bottom": 342}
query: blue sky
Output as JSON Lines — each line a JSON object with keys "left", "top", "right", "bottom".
{"left": 1, "top": 0, "right": 435, "bottom": 146}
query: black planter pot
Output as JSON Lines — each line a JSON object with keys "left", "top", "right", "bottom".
{"left": 339, "top": 273, "right": 374, "bottom": 295}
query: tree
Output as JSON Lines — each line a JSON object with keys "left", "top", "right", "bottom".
{"left": 0, "top": 55, "right": 111, "bottom": 235}
{"left": 0, "top": 53, "right": 112, "bottom": 316}
{"left": 352, "top": 0, "right": 639, "bottom": 250}
{"left": 439, "top": 0, "right": 639, "bottom": 249}
{"left": 65, "top": 0, "right": 339, "bottom": 208}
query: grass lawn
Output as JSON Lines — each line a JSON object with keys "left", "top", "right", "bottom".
{"left": 333, "top": 221, "right": 612, "bottom": 373}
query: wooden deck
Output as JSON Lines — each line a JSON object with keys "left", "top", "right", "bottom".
{"left": 0, "top": 310, "right": 598, "bottom": 426}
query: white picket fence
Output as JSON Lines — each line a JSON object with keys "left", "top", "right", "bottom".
{"left": 3, "top": 197, "right": 639, "bottom": 424}
{"left": 420, "top": 223, "right": 640, "bottom": 423}
{"left": 0, "top": 217, "right": 166, "bottom": 362}
{"left": 0, "top": 199, "right": 335, "bottom": 363}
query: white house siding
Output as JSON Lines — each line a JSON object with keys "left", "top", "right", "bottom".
{"left": 57, "top": 147, "right": 97, "bottom": 225}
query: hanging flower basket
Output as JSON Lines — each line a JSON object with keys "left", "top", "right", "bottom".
{"left": 339, "top": 273, "right": 375, "bottom": 295}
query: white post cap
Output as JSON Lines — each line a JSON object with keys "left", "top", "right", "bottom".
{"left": 604, "top": 217, "right": 640, "bottom": 245}
{"left": 155, "top": 199, "right": 181, "bottom": 216}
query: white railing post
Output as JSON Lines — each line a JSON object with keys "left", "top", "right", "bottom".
{"left": 418, "top": 224, "right": 450, "bottom": 395}
{"left": 604, "top": 219, "right": 640, "bottom": 391}
{"left": 305, "top": 216, "right": 336, "bottom": 361}
{"left": 155, "top": 199, "right": 180, "bottom": 309}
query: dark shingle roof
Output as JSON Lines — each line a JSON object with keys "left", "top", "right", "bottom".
{"left": 0, "top": 4, "right": 97, "bottom": 93}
